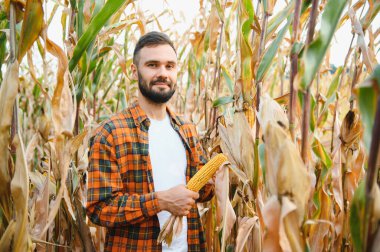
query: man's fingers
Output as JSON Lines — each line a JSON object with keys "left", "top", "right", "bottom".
{"left": 191, "top": 191, "right": 199, "bottom": 200}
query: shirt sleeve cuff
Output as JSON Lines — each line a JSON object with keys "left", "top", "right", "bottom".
{"left": 140, "top": 192, "right": 161, "bottom": 218}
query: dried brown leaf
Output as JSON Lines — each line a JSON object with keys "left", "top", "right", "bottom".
{"left": 25, "top": 133, "right": 39, "bottom": 168}
{"left": 157, "top": 215, "right": 177, "bottom": 246}
{"left": 0, "top": 219, "right": 16, "bottom": 250}
{"left": 235, "top": 216, "right": 261, "bottom": 252}
{"left": 344, "top": 147, "right": 365, "bottom": 202}
{"left": 257, "top": 93, "right": 289, "bottom": 133}
{"left": 0, "top": 61, "right": 19, "bottom": 196}
{"left": 280, "top": 197, "right": 304, "bottom": 252}
{"left": 41, "top": 135, "right": 75, "bottom": 236}
{"left": 340, "top": 109, "right": 363, "bottom": 161}
{"left": 0, "top": 61, "right": 19, "bottom": 220}
{"left": 11, "top": 133, "right": 31, "bottom": 250}
{"left": 349, "top": 8, "right": 374, "bottom": 72}
{"left": 30, "top": 176, "right": 49, "bottom": 244}
{"left": 215, "top": 163, "right": 236, "bottom": 245}
{"left": 219, "top": 112, "right": 255, "bottom": 180}
{"left": 264, "top": 122, "right": 311, "bottom": 222}
{"left": 262, "top": 196, "right": 281, "bottom": 252}
{"left": 309, "top": 189, "right": 332, "bottom": 252}
{"left": 46, "top": 38, "right": 75, "bottom": 136}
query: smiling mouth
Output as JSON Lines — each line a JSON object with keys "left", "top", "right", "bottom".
{"left": 152, "top": 81, "right": 171, "bottom": 87}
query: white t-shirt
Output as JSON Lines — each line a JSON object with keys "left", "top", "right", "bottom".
{"left": 148, "top": 114, "right": 188, "bottom": 251}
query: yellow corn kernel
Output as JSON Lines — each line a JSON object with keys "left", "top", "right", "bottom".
{"left": 187, "top": 154, "right": 228, "bottom": 192}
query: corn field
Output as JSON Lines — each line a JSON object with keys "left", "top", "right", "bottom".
{"left": 0, "top": 0, "right": 380, "bottom": 251}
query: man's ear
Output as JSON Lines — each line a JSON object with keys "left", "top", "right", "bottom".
{"left": 131, "top": 63, "right": 138, "bottom": 80}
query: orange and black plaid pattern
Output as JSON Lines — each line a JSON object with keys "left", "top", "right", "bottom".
{"left": 87, "top": 101, "right": 214, "bottom": 251}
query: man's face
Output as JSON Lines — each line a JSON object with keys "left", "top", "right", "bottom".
{"left": 132, "top": 44, "right": 178, "bottom": 104}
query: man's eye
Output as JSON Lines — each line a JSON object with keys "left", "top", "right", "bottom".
{"left": 147, "top": 63, "right": 157, "bottom": 67}
{"left": 166, "top": 65, "right": 174, "bottom": 69}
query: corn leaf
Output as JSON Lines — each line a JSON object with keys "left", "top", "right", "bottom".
{"left": 301, "top": 0, "right": 347, "bottom": 89}
{"left": 11, "top": 133, "right": 31, "bottom": 251}
{"left": 213, "top": 96, "right": 234, "bottom": 107}
{"left": 0, "top": 220, "right": 15, "bottom": 250}
{"left": 256, "top": 19, "right": 290, "bottom": 82}
{"left": 47, "top": 38, "right": 75, "bottom": 136}
{"left": 360, "top": 1, "right": 380, "bottom": 30}
{"left": 0, "top": 62, "right": 19, "bottom": 197}
{"left": 326, "top": 67, "right": 343, "bottom": 99}
{"left": 358, "top": 65, "right": 380, "bottom": 151}
{"left": 266, "top": 1, "right": 293, "bottom": 39}
{"left": 69, "top": 0, "right": 131, "bottom": 72}
{"left": 235, "top": 216, "right": 260, "bottom": 252}
{"left": 350, "top": 181, "right": 365, "bottom": 251}
{"left": 312, "top": 137, "right": 332, "bottom": 169}
{"left": 221, "top": 65, "right": 234, "bottom": 93}
{"left": 215, "top": 164, "right": 236, "bottom": 250}
{"left": 17, "top": 0, "right": 43, "bottom": 62}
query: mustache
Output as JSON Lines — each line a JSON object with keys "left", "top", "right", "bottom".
{"left": 150, "top": 77, "right": 172, "bottom": 86}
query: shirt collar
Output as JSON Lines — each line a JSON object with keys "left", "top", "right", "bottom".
{"left": 129, "top": 101, "right": 184, "bottom": 127}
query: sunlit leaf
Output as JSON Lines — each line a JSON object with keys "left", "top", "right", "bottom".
{"left": 301, "top": 0, "right": 347, "bottom": 89}
{"left": 312, "top": 137, "right": 332, "bottom": 169}
{"left": 257, "top": 19, "right": 290, "bottom": 82}
{"left": 213, "top": 96, "right": 234, "bottom": 107}
{"left": 17, "top": 0, "right": 43, "bottom": 62}
{"left": 69, "top": 0, "right": 131, "bottom": 72}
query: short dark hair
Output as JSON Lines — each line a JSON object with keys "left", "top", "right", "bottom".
{"left": 133, "top": 32, "right": 176, "bottom": 65}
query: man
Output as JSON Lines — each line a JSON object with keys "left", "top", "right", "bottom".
{"left": 86, "top": 31, "right": 214, "bottom": 252}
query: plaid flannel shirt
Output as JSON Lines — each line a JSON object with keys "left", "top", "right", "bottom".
{"left": 86, "top": 101, "right": 214, "bottom": 251}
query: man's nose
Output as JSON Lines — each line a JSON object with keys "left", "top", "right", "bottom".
{"left": 156, "top": 65, "right": 169, "bottom": 79}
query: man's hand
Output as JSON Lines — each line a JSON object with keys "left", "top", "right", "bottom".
{"left": 156, "top": 185, "right": 199, "bottom": 216}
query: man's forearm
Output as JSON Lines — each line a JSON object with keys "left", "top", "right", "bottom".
{"left": 86, "top": 191, "right": 161, "bottom": 227}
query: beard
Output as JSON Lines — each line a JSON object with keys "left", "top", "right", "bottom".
{"left": 138, "top": 73, "right": 176, "bottom": 104}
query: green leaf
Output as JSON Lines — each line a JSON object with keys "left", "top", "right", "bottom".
{"left": 262, "top": 0, "right": 268, "bottom": 13}
{"left": 291, "top": 41, "right": 304, "bottom": 55}
{"left": 17, "top": 0, "right": 44, "bottom": 62}
{"left": 266, "top": 1, "right": 294, "bottom": 38}
{"left": 243, "top": 0, "right": 254, "bottom": 19}
{"left": 215, "top": 0, "right": 224, "bottom": 22}
{"left": 360, "top": 1, "right": 380, "bottom": 30}
{"left": 77, "top": 0, "right": 84, "bottom": 38}
{"left": 358, "top": 65, "right": 380, "bottom": 151}
{"left": 221, "top": 65, "right": 234, "bottom": 93}
{"left": 258, "top": 143, "right": 266, "bottom": 183}
{"left": 312, "top": 137, "right": 332, "bottom": 169}
{"left": 350, "top": 181, "right": 365, "bottom": 252}
{"left": 301, "top": 0, "right": 312, "bottom": 14}
{"left": 301, "top": 0, "right": 347, "bottom": 89}
{"left": 118, "top": 89, "right": 127, "bottom": 110}
{"left": 310, "top": 94, "right": 316, "bottom": 132}
{"left": 326, "top": 67, "right": 343, "bottom": 98}
{"left": 256, "top": 19, "right": 290, "bottom": 82}
{"left": 69, "top": 0, "right": 130, "bottom": 72}
{"left": 212, "top": 96, "right": 234, "bottom": 107}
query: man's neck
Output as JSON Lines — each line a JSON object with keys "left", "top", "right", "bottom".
{"left": 138, "top": 94, "right": 167, "bottom": 120}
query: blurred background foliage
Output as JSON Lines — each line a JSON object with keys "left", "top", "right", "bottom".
{"left": 0, "top": 0, "right": 379, "bottom": 251}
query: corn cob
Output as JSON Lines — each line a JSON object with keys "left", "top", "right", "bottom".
{"left": 158, "top": 153, "right": 228, "bottom": 246}
{"left": 186, "top": 153, "right": 228, "bottom": 192}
